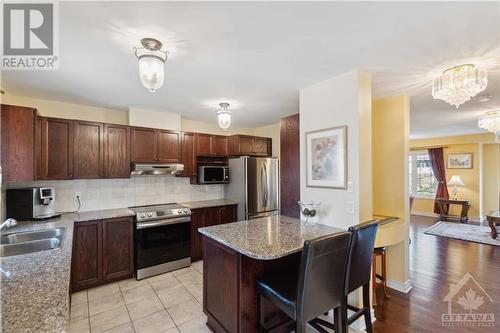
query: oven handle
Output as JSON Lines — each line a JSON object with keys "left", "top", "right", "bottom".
{"left": 136, "top": 216, "right": 191, "bottom": 229}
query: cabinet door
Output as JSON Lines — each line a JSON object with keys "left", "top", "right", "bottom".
{"left": 239, "top": 136, "right": 254, "bottom": 155}
{"left": 181, "top": 132, "right": 196, "bottom": 177}
{"left": 191, "top": 208, "right": 207, "bottom": 261}
{"left": 0, "top": 104, "right": 35, "bottom": 182}
{"left": 102, "top": 217, "right": 134, "bottom": 281}
{"left": 196, "top": 133, "right": 213, "bottom": 156}
{"left": 71, "top": 220, "right": 103, "bottom": 291}
{"left": 74, "top": 121, "right": 103, "bottom": 179}
{"left": 212, "top": 136, "right": 228, "bottom": 156}
{"left": 104, "top": 124, "right": 130, "bottom": 178}
{"left": 40, "top": 117, "right": 74, "bottom": 179}
{"left": 131, "top": 127, "right": 156, "bottom": 163}
{"left": 253, "top": 137, "right": 269, "bottom": 156}
{"left": 219, "top": 205, "right": 238, "bottom": 224}
{"left": 157, "top": 130, "right": 181, "bottom": 163}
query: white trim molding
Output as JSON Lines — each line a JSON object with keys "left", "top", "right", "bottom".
{"left": 387, "top": 279, "right": 413, "bottom": 293}
{"left": 349, "top": 308, "right": 376, "bottom": 332}
{"left": 411, "top": 210, "right": 481, "bottom": 223}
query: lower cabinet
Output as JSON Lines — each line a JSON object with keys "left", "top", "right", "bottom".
{"left": 191, "top": 204, "right": 237, "bottom": 261}
{"left": 71, "top": 217, "right": 133, "bottom": 291}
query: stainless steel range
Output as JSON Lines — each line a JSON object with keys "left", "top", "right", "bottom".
{"left": 130, "top": 204, "right": 192, "bottom": 280}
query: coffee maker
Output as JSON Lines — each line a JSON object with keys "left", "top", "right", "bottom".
{"left": 6, "top": 187, "right": 61, "bottom": 220}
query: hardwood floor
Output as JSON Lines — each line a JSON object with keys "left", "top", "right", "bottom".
{"left": 373, "top": 215, "right": 500, "bottom": 333}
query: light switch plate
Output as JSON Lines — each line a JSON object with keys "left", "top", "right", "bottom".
{"left": 346, "top": 201, "right": 355, "bottom": 214}
{"left": 347, "top": 181, "right": 354, "bottom": 193}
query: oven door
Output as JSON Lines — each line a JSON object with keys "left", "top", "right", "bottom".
{"left": 135, "top": 216, "right": 191, "bottom": 275}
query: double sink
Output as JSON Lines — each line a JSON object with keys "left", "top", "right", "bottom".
{"left": 0, "top": 228, "right": 65, "bottom": 257}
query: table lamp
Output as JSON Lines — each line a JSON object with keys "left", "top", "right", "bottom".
{"left": 448, "top": 175, "right": 465, "bottom": 200}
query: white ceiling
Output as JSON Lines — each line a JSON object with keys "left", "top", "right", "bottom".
{"left": 2, "top": 1, "right": 499, "bottom": 138}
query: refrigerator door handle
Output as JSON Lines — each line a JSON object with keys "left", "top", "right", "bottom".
{"left": 263, "top": 163, "right": 268, "bottom": 208}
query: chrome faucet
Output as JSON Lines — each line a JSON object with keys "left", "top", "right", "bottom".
{"left": 0, "top": 218, "right": 17, "bottom": 231}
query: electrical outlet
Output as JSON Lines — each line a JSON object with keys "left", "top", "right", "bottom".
{"left": 347, "top": 181, "right": 354, "bottom": 193}
{"left": 346, "top": 201, "right": 355, "bottom": 215}
{"left": 75, "top": 192, "right": 81, "bottom": 198}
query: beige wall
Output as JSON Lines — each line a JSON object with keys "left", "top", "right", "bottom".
{"left": 482, "top": 143, "right": 500, "bottom": 215}
{"left": 252, "top": 123, "right": 281, "bottom": 159}
{"left": 372, "top": 95, "right": 410, "bottom": 285}
{"left": 1, "top": 94, "right": 129, "bottom": 124}
{"left": 180, "top": 117, "right": 254, "bottom": 136}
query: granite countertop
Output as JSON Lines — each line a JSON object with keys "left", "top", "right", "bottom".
{"left": 0, "top": 208, "right": 134, "bottom": 333}
{"left": 198, "top": 215, "right": 344, "bottom": 260}
{"left": 180, "top": 199, "right": 237, "bottom": 209}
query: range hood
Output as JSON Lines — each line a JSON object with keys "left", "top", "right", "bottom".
{"left": 131, "top": 163, "right": 184, "bottom": 176}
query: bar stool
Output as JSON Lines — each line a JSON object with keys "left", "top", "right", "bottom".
{"left": 373, "top": 247, "right": 390, "bottom": 299}
{"left": 312, "top": 221, "right": 378, "bottom": 333}
{"left": 256, "top": 232, "right": 352, "bottom": 333}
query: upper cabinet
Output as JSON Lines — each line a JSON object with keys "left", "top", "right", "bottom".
{"left": 180, "top": 132, "right": 196, "bottom": 177}
{"left": 1, "top": 104, "right": 36, "bottom": 182}
{"left": 196, "top": 133, "right": 228, "bottom": 157}
{"left": 39, "top": 117, "right": 74, "bottom": 180}
{"left": 74, "top": 121, "right": 104, "bottom": 179}
{"left": 104, "top": 124, "right": 130, "bottom": 178}
{"left": 228, "top": 135, "right": 272, "bottom": 157}
{"left": 130, "top": 127, "right": 181, "bottom": 163}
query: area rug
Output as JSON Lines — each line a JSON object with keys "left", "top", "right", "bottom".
{"left": 424, "top": 221, "right": 500, "bottom": 246}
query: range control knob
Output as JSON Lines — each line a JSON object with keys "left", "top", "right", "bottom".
{"left": 147, "top": 212, "right": 153, "bottom": 217}
{"left": 184, "top": 209, "right": 189, "bottom": 214}
{"left": 140, "top": 213, "right": 146, "bottom": 219}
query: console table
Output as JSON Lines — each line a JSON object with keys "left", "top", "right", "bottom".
{"left": 435, "top": 198, "right": 470, "bottom": 223}
{"left": 486, "top": 210, "right": 500, "bottom": 239}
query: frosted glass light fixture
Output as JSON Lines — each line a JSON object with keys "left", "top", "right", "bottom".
{"left": 432, "top": 64, "right": 487, "bottom": 108}
{"left": 217, "top": 103, "right": 231, "bottom": 130}
{"left": 134, "top": 38, "right": 168, "bottom": 92}
{"left": 478, "top": 110, "right": 500, "bottom": 135}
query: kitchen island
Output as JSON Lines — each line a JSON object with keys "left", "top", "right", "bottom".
{"left": 198, "top": 215, "right": 344, "bottom": 333}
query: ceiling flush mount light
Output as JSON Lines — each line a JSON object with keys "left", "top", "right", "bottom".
{"left": 478, "top": 110, "right": 500, "bottom": 135}
{"left": 134, "top": 38, "right": 168, "bottom": 92}
{"left": 217, "top": 103, "right": 231, "bottom": 130}
{"left": 432, "top": 64, "right": 487, "bottom": 108}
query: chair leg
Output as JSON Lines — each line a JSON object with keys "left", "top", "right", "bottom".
{"left": 372, "top": 257, "right": 377, "bottom": 306}
{"left": 296, "top": 322, "right": 307, "bottom": 333}
{"left": 341, "top": 296, "right": 348, "bottom": 333}
{"left": 257, "top": 295, "right": 263, "bottom": 333}
{"left": 333, "top": 307, "right": 343, "bottom": 333}
{"left": 381, "top": 251, "right": 390, "bottom": 299}
{"left": 362, "top": 285, "right": 374, "bottom": 333}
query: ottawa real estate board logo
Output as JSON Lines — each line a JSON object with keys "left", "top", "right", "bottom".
{"left": 442, "top": 272, "right": 495, "bottom": 329}
{"left": 2, "top": 1, "right": 59, "bottom": 70}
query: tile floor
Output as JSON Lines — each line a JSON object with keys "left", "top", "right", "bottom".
{"left": 69, "top": 260, "right": 359, "bottom": 333}
{"left": 69, "top": 261, "right": 206, "bottom": 333}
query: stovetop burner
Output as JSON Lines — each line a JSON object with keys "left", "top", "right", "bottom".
{"left": 129, "top": 203, "right": 191, "bottom": 222}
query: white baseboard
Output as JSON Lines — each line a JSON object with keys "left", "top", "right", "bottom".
{"left": 349, "top": 308, "right": 376, "bottom": 332}
{"left": 387, "top": 279, "right": 412, "bottom": 293}
{"left": 411, "top": 210, "right": 480, "bottom": 223}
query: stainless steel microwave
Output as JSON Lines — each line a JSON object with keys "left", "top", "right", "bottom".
{"left": 198, "top": 166, "right": 229, "bottom": 184}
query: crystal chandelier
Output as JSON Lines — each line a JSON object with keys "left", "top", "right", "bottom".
{"left": 217, "top": 103, "right": 231, "bottom": 130}
{"left": 478, "top": 110, "right": 500, "bottom": 135}
{"left": 134, "top": 38, "right": 168, "bottom": 92}
{"left": 432, "top": 64, "right": 487, "bottom": 108}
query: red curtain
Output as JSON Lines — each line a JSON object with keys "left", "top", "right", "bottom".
{"left": 428, "top": 148, "right": 449, "bottom": 214}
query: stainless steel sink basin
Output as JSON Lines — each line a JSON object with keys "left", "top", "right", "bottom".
{"left": 0, "top": 228, "right": 65, "bottom": 257}
{"left": 0, "top": 238, "right": 61, "bottom": 257}
{"left": 1, "top": 228, "right": 64, "bottom": 245}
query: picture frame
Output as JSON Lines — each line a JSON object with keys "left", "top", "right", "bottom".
{"left": 447, "top": 153, "right": 472, "bottom": 169}
{"left": 306, "top": 125, "right": 347, "bottom": 189}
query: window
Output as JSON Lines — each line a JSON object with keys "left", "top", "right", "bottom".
{"left": 409, "top": 152, "right": 438, "bottom": 198}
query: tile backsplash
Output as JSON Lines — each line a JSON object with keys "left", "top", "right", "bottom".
{"left": 2, "top": 176, "right": 224, "bottom": 214}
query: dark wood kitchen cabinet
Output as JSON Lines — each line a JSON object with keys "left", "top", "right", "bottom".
{"left": 228, "top": 135, "right": 272, "bottom": 157}
{"left": 131, "top": 127, "right": 180, "bottom": 163}
{"left": 191, "top": 204, "right": 237, "bottom": 260}
{"left": 196, "top": 133, "right": 228, "bottom": 157}
{"left": 180, "top": 132, "right": 196, "bottom": 177}
{"left": 71, "top": 217, "right": 133, "bottom": 291}
{"left": 38, "top": 117, "right": 74, "bottom": 180}
{"left": 103, "top": 124, "right": 130, "bottom": 178}
{"left": 0, "top": 104, "right": 36, "bottom": 182}
{"left": 280, "top": 114, "right": 300, "bottom": 218}
{"left": 73, "top": 121, "right": 104, "bottom": 179}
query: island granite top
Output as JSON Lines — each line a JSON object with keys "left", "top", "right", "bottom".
{"left": 180, "top": 199, "right": 237, "bottom": 209}
{"left": 198, "top": 215, "right": 345, "bottom": 260}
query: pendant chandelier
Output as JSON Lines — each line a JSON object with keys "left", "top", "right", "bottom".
{"left": 217, "top": 103, "right": 231, "bottom": 130}
{"left": 134, "top": 38, "right": 168, "bottom": 93}
{"left": 432, "top": 64, "right": 487, "bottom": 108}
{"left": 478, "top": 110, "right": 500, "bottom": 135}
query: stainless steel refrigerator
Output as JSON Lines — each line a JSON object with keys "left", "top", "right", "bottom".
{"left": 225, "top": 156, "right": 279, "bottom": 220}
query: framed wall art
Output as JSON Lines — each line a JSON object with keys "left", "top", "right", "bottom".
{"left": 447, "top": 153, "right": 472, "bottom": 169}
